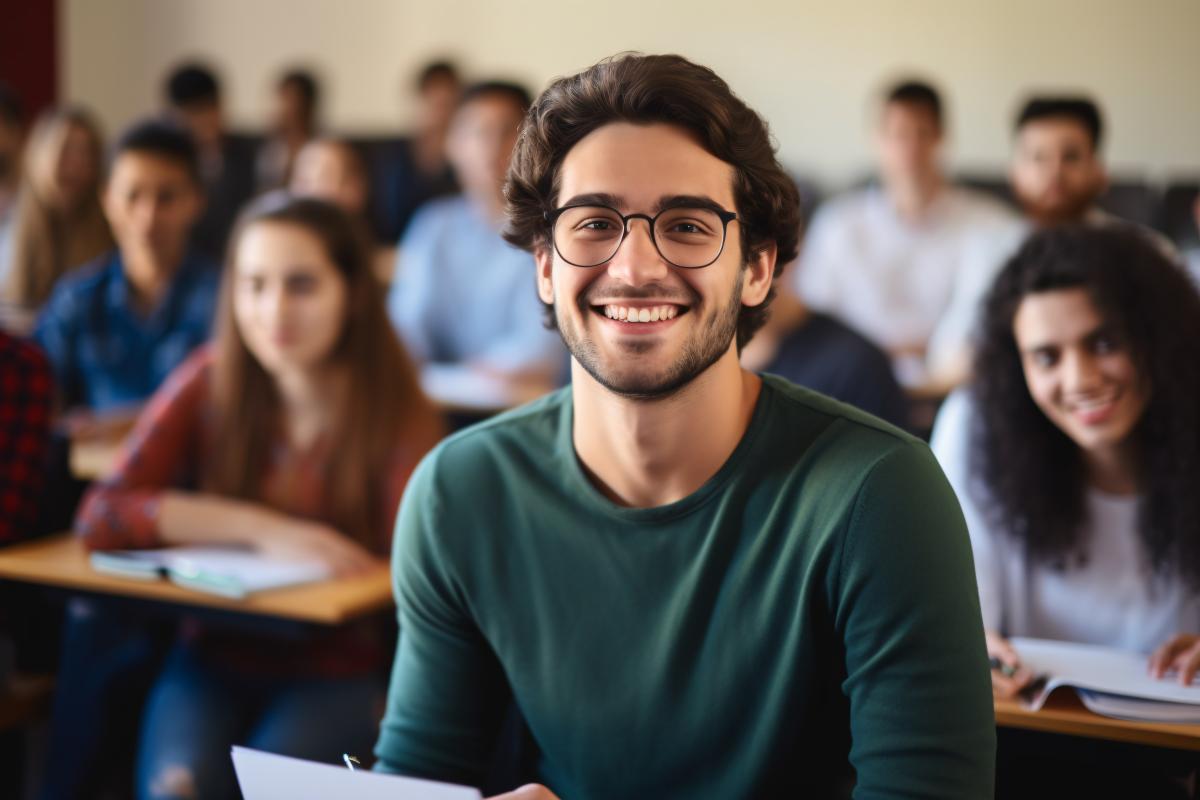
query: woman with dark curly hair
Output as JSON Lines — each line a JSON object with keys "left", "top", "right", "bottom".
{"left": 931, "top": 223, "right": 1200, "bottom": 700}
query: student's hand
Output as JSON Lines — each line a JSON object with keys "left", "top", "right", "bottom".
{"left": 486, "top": 785, "right": 561, "bottom": 800}
{"left": 255, "top": 519, "right": 381, "bottom": 577}
{"left": 985, "top": 629, "right": 1036, "bottom": 700}
{"left": 1149, "top": 634, "right": 1200, "bottom": 685}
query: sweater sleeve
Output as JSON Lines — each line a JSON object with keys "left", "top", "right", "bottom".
{"left": 74, "top": 350, "right": 210, "bottom": 550}
{"left": 833, "top": 441, "right": 995, "bottom": 800}
{"left": 373, "top": 449, "right": 510, "bottom": 786}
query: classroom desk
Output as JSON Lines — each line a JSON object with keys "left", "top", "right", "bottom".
{"left": 996, "top": 690, "right": 1200, "bottom": 752}
{"left": 0, "top": 534, "right": 392, "bottom": 625}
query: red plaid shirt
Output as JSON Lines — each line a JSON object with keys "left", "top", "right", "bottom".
{"left": 0, "top": 334, "right": 52, "bottom": 544}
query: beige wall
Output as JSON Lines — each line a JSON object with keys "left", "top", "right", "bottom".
{"left": 62, "top": 0, "right": 1200, "bottom": 186}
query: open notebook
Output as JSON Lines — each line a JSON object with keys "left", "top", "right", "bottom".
{"left": 1014, "top": 637, "right": 1200, "bottom": 723}
{"left": 90, "top": 547, "right": 331, "bottom": 600}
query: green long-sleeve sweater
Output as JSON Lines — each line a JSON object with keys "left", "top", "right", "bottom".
{"left": 375, "top": 375, "right": 995, "bottom": 799}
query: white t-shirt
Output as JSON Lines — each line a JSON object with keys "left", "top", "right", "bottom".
{"left": 930, "top": 389, "right": 1200, "bottom": 654}
{"left": 794, "top": 185, "right": 1017, "bottom": 382}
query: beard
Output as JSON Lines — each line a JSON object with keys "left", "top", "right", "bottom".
{"left": 555, "top": 269, "right": 744, "bottom": 401}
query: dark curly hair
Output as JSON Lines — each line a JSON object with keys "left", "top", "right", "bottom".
{"left": 503, "top": 53, "right": 801, "bottom": 350}
{"left": 970, "top": 224, "right": 1200, "bottom": 586}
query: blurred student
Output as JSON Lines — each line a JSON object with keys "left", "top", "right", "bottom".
{"left": 931, "top": 225, "right": 1200, "bottom": 797}
{"left": 931, "top": 226, "right": 1200, "bottom": 689}
{"left": 164, "top": 62, "right": 257, "bottom": 261}
{"left": 926, "top": 96, "right": 1176, "bottom": 386}
{"left": 0, "top": 331, "right": 52, "bottom": 544}
{"left": 289, "top": 138, "right": 394, "bottom": 281}
{"left": 740, "top": 284, "right": 909, "bottom": 427}
{"left": 1, "top": 107, "right": 112, "bottom": 317}
{"left": 387, "top": 81, "right": 565, "bottom": 405}
{"left": 795, "top": 79, "right": 1016, "bottom": 387}
{"left": 74, "top": 194, "right": 441, "bottom": 800}
{"left": 257, "top": 68, "right": 319, "bottom": 191}
{"left": 0, "top": 83, "right": 22, "bottom": 246}
{"left": 33, "top": 119, "right": 216, "bottom": 425}
{"left": 372, "top": 60, "right": 461, "bottom": 242}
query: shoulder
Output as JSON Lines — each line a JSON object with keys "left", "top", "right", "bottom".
{"left": 945, "top": 186, "right": 1019, "bottom": 223}
{"left": 404, "top": 195, "right": 469, "bottom": 236}
{"left": 416, "top": 389, "right": 567, "bottom": 492}
{"left": 808, "top": 189, "right": 876, "bottom": 230}
{"left": 154, "top": 345, "right": 215, "bottom": 405}
{"left": 47, "top": 251, "right": 116, "bottom": 302}
{"left": 760, "top": 374, "right": 922, "bottom": 470}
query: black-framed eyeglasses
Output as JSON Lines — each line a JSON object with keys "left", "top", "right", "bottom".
{"left": 545, "top": 203, "right": 739, "bottom": 269}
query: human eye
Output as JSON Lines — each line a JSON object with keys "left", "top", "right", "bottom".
{"left": 1030, "top": 347, "right": 1059, "bottom": 368}
{"left": 658, "top": 209, "right": 718, "bottom": 239}
{"left": 286, "top": 273, "right": 318, "bottom": 294}
{"left": 568, "top": 208, "right": 622, "bottom": 238}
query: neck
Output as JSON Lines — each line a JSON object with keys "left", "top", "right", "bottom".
{"left": 122, "top": 245, "right": 184, "bottom": 308}
{"left": 886, "top": 173, "right": 943, "bottom": 222}
{"left": 274, "top": 363, "right": 343, "bottom": 451}
{"left": 572, "top": 349, "right": 761, "bottom": 508}
{"left": 1083, "top": 439, "right": 1139, "bottom": 496}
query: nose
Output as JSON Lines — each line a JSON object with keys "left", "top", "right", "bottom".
{"left": 604, "top": 217, "right": 670, "bottom": 288}
{"left": 1061, "top": 349, "right": 1103, "bottom": 394}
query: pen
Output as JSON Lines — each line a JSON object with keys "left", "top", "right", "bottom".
{"left": 989, "top": 656, "right": 1018, "bottom": 678}
{"left": 343, "top": 754, "right": 361, "bottom": 771}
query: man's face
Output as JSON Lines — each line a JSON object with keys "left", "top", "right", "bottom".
{"left": 1010, "top": 118, "right": 1106, "bottom": 224}
{"left": 446, "top": 94, "right": 524, "bottom": 201}
{"left": 103, "top": 152, "right": 202, "bottom": 264}
{"left": 536, "top": 122, "right": 772, "bottom": 400}
{"left": 875, "top": 101, "right": 942, "bottom": 187}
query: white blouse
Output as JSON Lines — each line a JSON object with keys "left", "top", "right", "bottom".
{"left": 930, "top": 389, "right": 1200, "bottom": 653}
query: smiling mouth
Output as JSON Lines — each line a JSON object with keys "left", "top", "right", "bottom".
{"left": 1067, "top": 393, "right": 1120, "bottom": 425}
{"left": 593, "top": 303, "right": 688, "bottom": 323}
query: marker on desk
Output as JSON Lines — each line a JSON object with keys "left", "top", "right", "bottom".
{"left": 344, "top": 754, "right": 361, "bottom": 771}
{"left": 989, "top": 656, "right": 1018, "bottom": 679}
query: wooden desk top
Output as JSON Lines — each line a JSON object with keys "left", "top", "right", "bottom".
{"left": 996, "top": 689, "right": 1200, "bottom": 752}
{"left": 0, "top": 535, "right": 393, "bottom": 626}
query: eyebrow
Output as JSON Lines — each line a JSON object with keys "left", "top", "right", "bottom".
{"left": 558, "top": 193, "right": 730, "bottom": 214}
{"left": 1019, "top": 322, "right": 1113, "bottom": 355}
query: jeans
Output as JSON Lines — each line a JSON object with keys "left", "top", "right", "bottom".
{"left": 134, "top": 642, "right": 383, "bottom": 800}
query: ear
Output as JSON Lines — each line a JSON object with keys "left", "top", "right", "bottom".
{"left": 740, "top": 242, "right": 776, "bottom": 309}
{"left": 535, "top": 246, "right": 555, "bottom": 305}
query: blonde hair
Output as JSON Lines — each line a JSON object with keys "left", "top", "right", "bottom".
{"left": 4, "top": 107, "right": 112, "bottom": 308}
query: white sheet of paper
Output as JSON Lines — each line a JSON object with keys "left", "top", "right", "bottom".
{"left": 232, "top": 746, "right": 482, "bottom": 800}
{"left": 1013, "top": 637, "right": 1200, "bottom": 709}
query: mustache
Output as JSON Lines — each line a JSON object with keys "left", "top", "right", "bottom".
{"left": 579, "top": 281, "right": 699, "bottom": 310}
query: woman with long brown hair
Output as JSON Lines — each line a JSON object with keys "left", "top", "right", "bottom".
{"left": 71, "top": 193, "right": 443, "bottom": 799}
{"left": 2, "top": 106, "right": 111, "bottom": 313}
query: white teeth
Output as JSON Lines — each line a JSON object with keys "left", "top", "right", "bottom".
{"left": 601, "top": 304, "right": 682, "bottom": 322}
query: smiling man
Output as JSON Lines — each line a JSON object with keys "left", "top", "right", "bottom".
{"left": 374, "top": 54, "right": 994, "bottom": 799}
